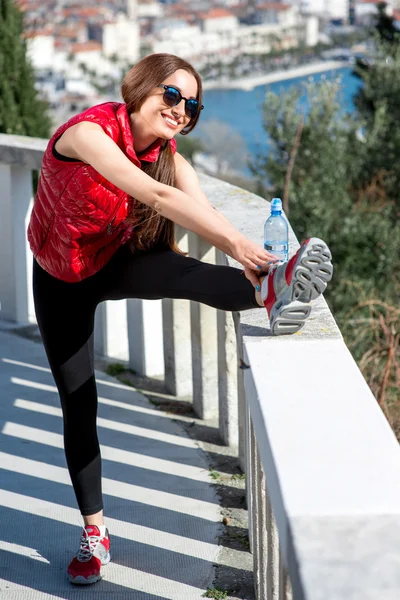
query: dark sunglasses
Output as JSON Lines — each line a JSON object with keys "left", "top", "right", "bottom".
{"left": 157, "top": 85, "right": 204, "bottom": 119}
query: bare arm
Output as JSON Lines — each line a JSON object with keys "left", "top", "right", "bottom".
{"left": 59, "top": 122, "right": 276, "bottom": 273}
{"left": 174, "top": 152, "right": 278, "bottom": 287}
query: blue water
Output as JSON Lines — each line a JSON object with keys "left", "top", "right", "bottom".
{"left": 198, "top": 66, "right": 362, "bottom": 171}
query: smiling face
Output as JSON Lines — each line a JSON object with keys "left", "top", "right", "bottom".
{"left": 130, "top": 69, "right": 199, "bottom": 150}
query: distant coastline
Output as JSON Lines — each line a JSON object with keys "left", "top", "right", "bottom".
{"left": 202, "top": 60, "right": 347, "bottom": 91}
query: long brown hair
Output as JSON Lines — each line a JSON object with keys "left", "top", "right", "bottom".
{"left": 121, "top": 53, "right": 203, "bottom": 253}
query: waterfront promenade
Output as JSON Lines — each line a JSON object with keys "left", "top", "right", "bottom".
{"left": 203, "top": 60, "right": 346, "bottom": 91}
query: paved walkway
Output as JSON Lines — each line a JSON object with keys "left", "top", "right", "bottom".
{"left": 0, "top": 328, "right": 227, "bottom": 599}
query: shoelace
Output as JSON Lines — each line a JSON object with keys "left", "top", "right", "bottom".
{"left": 77, "top": 531, "right": 102, "bottom": 562}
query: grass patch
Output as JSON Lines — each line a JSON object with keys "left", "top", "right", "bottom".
{"left": 105, "top": 363, "right": 126, "bottom": 377}
{"left": 148, "top": 398, "right": 161, "bottom": 406}
{"left": 221, "top": 528, "right": 250, "bottom": 550}
{"left": 202, "top": 588, "right": 230, "bottom": 599}
{"left": 231, "top": 473, "right": 245, "bottom": 481}
{"left": 209, "top": 469, "right": 221, "bottom": 480}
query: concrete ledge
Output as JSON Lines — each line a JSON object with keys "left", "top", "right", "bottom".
{"left": 290, "top": 515, "right": 400, "bottom": 600}
{"left": 0, "top": 134, "right": 47, "bottom": 170}
{"left": 244, "top": 337, "right": 400, "bottom": 599}
{"left": 199, "top": 175, "right": 400, "bottom": 597}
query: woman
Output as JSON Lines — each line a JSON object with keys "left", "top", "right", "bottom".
{"left": 27, "top": 53, "right": 333, "bottom": 584}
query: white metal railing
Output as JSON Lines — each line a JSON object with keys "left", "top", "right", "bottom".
{"left": 2, "top": 132, "right": 400, "bottom": 599}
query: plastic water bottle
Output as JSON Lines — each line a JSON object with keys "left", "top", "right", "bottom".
{"left": 264, "top": 198, "right": 289, "bottom": 264}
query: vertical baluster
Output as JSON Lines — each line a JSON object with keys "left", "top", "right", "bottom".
{"left": 257, "top": 446, "right": 269, "bottom": 599}
{"left": 162, "top": 296, "right": 192, "bottom": 396}
{"left": 94, "top": 300, "right": 129, "bottom": 362}
{"left": 189, "top": 233, "right": 218, "bottom": 419}
{"left": 0, "top": 165, "right": 33, "bottom": 323}
{"left": 251, "top": 418, "right": 271, "bottom": 600}
{"left": 237, "top": 321, "right": 247, "bottom": 472}
{"left": 127, "top": 298, "right": 164, "bottom": 377}
{"left": 266, "top": 479, "right": 281, "bottom": 600}
{"left": 162, "top": 227, "right": 192, "bottom": 397}
{"left": 217, "top": 308, "right": 239, "bottom": 448}
{"left": 250, "top": 416, "right": 261, "bottom": 598}
{"left": 286, "top": 567, "right": 293, "bottom": 600}
{"left": 215, "top": 249, "right": 239, "bottom": 448}
{"left": 279, "top": 557, "right": 293, "bottom": 600}
{"left": 245, "top": 403, "right": 253, "bottom": 553}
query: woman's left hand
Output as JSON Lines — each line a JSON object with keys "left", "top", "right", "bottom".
{"left": 243, "top": 266, "right": 266, "bottom": 290}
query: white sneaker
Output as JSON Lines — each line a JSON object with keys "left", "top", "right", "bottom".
{"left": 261, "top": 237, "right": 333, "bottom": 335}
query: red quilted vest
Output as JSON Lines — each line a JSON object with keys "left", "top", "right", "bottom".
{"left": 27, "top": 102, "right": 177, "bottom": 282}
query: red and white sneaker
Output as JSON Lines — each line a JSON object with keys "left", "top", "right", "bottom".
{"left": 67, "top": 525, "right": 111, "bottom": 585}
{"left": 262, "top": 237, "right": 333, "bottom": 335}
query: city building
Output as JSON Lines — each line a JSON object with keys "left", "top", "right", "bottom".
{"left": 286, "top": 0, "right": 350, "bottom": 22}
{"left": 103, "top": 14, "right": 140, "bottom": 62}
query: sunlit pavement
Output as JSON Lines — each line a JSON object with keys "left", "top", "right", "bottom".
{"left": 0, "top": 329, "right": 224, "bottom": 599}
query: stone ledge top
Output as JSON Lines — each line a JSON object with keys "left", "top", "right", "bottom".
{"left": 0, "top": 133, "right": 47, "bottom": 170}
{"left": 290, "top": 515, "right": 400, "bottom": 600}
{"left": 199, "top": 173, "right": 341, "bottom": 342}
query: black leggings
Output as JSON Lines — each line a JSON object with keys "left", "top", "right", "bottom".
{"left": 33, "top": 245, "right": 259, "bottom": 515}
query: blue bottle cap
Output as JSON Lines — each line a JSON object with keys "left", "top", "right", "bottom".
{"left": 271, "top": 198, "right": 282, "bottom": 212}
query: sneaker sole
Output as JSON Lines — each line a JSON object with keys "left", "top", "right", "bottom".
{"left": 270, "top": 238, "right": 333, "bottom": 335}
{"left": 69, "top": 574, "right": 103, "bottom": 585}
{"left": 68, "top": 552, "right": 111, "bottom": 585}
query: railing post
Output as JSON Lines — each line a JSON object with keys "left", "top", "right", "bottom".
{"left": 189, "top": 233, "right": 218, "bottom": 420}
{"left": 236, "top": 320, "right": 248, "bottom": 473}
{"left": 251, "top": 416, "right": 267, "bottom": 599}
{"left": 216, "top": 249, "right": 240, "bottom": 449}
{"left": 0, "top": 165, "right": 34, "bottom": 323}
{"left": 251, "top": 411, "right": 289, "bottom": 600}
{"left": 94, "top": 300, "right": 129, "bottom": 362}
{"left": 246, "top": 400, "right": 254, "bottom": 553}
{"left": 280, "top": 559, "right": 293, "bottom": 600}
{"left": 162, "top": 227, "right": 192, "bottom": 397}
{"left": 217, "top": 308, "right": 239, "bottom": 448}
{"left": 127, "top": 298, "right": 164, "bottom": 377}
{"left": 266, "top": 480, "right": 280, "bottom": 600}
{"left": 96, "top": 298, "right": 165, "bottom": 377}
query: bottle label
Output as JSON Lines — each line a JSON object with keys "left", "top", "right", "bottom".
{"left": 264, "top": 243, "right": 288, "bottom": 253}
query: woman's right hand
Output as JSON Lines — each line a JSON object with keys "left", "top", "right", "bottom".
{"left": 230, "top": 234, "right": 279, "bottom": 272}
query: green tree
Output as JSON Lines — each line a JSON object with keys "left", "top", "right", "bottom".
{"left": 175, "top": 135, "right": 205, "bottom": 165}
{"left": 353, "top": 39, "right": 400, "bottom": 204}
{"left": 250, "top": 78, "right": 360, "bottom": 239}
{"left": 0, "top": 0, "right": 51, "bottom": 137}
{"left": 252, "top": 73, "right": 400, "bottom": 426}
{"left": 352, "top": 5, "right": 400, "bottom": 200}
{"left": 375, "top": 1, "right": 400, "bottom": 45}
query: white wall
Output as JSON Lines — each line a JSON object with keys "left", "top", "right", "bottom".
{"left": 103, "top": 18, "right": 140, "bottom": 62}
{"left": 26, "top": 36, "right": 55, "bottom": 71}
{"left": 305, "top": 15, "right": 319, "bottom": 45}
{"left": 202, "top": 15, "right": 239, "bottom": 34}
{"left": 288, "top": 0, "right": 350, "bottom": 20}
{"left": 278, "top": 6, "right": 299, "bottom": 27}
{"left": 153, "top": 26, "right": 235, "bottom": 60}
{"left": 64, "top": 78, "right": 98, "bottom": 97}
{"left": 137, "top": 2, "right": 163, "bottom": 18}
